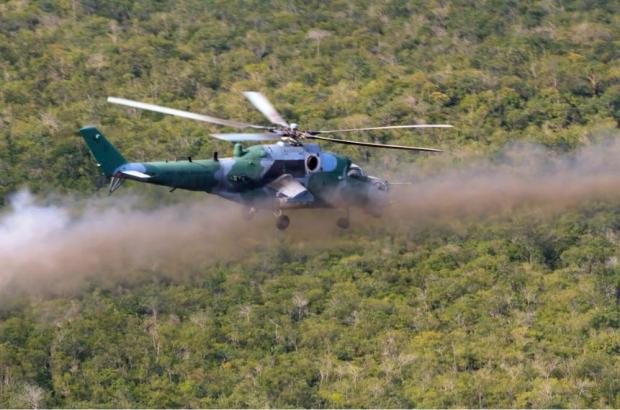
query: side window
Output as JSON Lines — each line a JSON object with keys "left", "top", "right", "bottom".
{"left": 263, "top": 160, "right": 306, "bottom": 180}
{"left": 285, "top": 160, "right": 306, "bottom": 177}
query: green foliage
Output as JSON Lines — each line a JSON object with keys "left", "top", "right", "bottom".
{"left": 1, "top": 0, "right": 620, "bottom": 407}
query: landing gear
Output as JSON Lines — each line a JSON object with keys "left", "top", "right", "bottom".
{"left": 337, "top": 217, "right": 350, "bottom": 229}
{"left": 337, "top": 208, "right": 350, "bottom": 229}
{"left": 273, "top": 209, "right": 290, "bottom": 230}
{"left": 276, "top": 214, "right": 290, "bottom": 230}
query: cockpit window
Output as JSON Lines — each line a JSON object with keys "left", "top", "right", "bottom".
{"left": 347, "top": 164, "right": 364, "bottom": 178}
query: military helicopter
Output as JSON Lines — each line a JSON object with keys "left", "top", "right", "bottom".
{"left": 80, "top": 92, "right": 451, "bottom": 230}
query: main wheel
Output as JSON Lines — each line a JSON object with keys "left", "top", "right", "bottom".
{"left": 276, "top": 215, "right": 290, "bottom": 230}
{"left": 336, "top": 217, "right": 350, "bottom": 229}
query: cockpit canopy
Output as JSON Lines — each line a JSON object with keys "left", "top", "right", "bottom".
{"left": 347, "top": 163, "right": 365, "bottom": 178}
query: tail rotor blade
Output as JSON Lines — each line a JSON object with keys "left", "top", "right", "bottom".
{"left": 108, "top": 97, "right": 268, "bottom": 130}
{"left": 242, "top": 91, "right": 289, "bottom": 127}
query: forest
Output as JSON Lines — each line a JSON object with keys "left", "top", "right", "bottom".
{"left": 1, "top": 0, "right": 620, "bottom": 407}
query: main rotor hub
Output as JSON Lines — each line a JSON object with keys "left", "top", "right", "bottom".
{"left": 274, "top": 126, "right": 307, "bottom": 145}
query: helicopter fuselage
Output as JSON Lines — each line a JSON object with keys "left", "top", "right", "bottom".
{"left": 113, "top": 141, "right": 389, "bottom": 214}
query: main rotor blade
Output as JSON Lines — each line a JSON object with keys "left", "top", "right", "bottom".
{"left": 305, "top": 134, "right": 442, "bottom": 152}
{"left": 107, "top": 97, "right": 268, "bottom": 130}
{"left": 211, "top": 133, "right": 281, "bottom": 142}
{"left": 312, "top": 124, "right": 453, "bottom": 133}
{"left": 242, "top": 91, "right": 289, "bottom": 127}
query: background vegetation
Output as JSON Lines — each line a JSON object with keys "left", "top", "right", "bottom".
{"left": 1, "top": 0, "right": 619, "bottom": 407}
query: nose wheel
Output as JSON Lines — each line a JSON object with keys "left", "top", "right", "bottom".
{"left": 273, "top": 209, "right": 290, "bottom": 230}
{"left": 276, "top": 214, "right": 290, "bottom": 230}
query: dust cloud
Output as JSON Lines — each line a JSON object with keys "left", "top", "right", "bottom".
{"left": 382, "top": 139, "right": 620, "bottom": 225}
{"left": 2, "top": 138, "right": 620, "bottom": 299}
{"left": 0, "top": 190, "right": 340, "bottom": 300}
{"left": 0, "top": 191, "right": 256, "bottom": 298}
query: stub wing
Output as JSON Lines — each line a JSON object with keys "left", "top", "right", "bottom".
{"left": 268, "top": 174, "right": 315, "bottom": 207}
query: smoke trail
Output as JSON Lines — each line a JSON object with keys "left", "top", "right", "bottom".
{"left": 2, "top": 136, "right": 620, "bottom": 300}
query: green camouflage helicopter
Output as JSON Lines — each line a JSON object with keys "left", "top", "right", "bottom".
{"left": 80, "top": 92, "right": 451, "bottom": 230}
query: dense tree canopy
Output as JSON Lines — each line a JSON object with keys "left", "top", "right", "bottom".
{"left": 0, "top": 0, "right": 619, "bottom": 407}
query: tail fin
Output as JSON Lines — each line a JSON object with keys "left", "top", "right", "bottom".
{"left": 79, "top": 126, "right": 127, "bottom": 177}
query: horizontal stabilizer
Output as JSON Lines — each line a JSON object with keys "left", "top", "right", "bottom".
{"left": 119, "top": 170, "right": 151, "bottom": 180}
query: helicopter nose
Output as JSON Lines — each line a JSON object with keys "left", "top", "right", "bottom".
{"left": 366, "top": 178, "right": 390, "bottom": 214}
